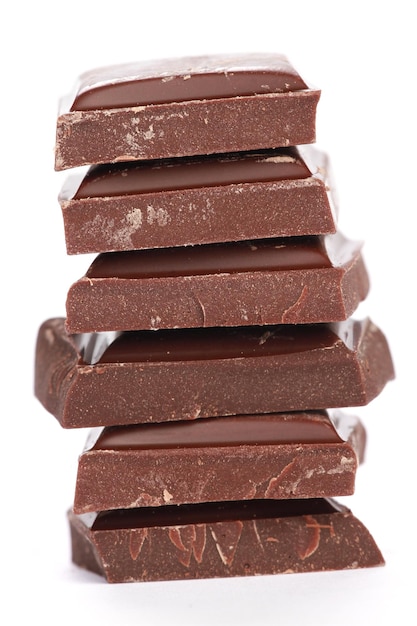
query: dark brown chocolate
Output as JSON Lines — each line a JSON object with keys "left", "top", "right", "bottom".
{"left": 73, "top": 410, "right": 365, "bottom": 514}
{"left": 65, "top": 232, "right": 369, "bottom": 333}
{"left": 70, "top": 54, "right": 310, "bottom": 110}
{"left": 59, "top": 146, "right": 337, "bottom": 254}
{"left": 68, "top": 498, "right": 384, "bottom": 583}
{"left": 55, "top": 54, "right": 320, "bottom": 170}
{"left": 34, "top": 317, "right": 394, "bottom": 428}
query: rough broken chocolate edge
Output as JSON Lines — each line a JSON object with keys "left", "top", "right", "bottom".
{"left": 34, "top": 317, "right": 395, "bottom": 429}
{"left": 73, "top": 410, "right": 365, "bottom": 513}
{"left": 67, "top": 500, "right": 384, "bottom": 583}
{"left": 59, "top": 146, "right": 336, "bottom": 254}
{"left": 55, "top": 90, "right": 320, "bottom": 170}
{"left": 65, "top": 234, "right": 369, "bottom": 333}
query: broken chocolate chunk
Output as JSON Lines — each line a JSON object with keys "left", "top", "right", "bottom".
{"left": 68, "top": 498, "right": 384, "bottom": 583}
{"left": 34, "top": 317, "right": 394, "bottom": 428}
{"left": 65, "top": 232, "right": 369, "bottom": 333}
{"left": 59, "top": 146, "right": 336, "bottom": 254}
{"left": 55, "top": 53, "right": 320, "bottom": 170}
{"left": 73, "top": 410, "right": 366, "bottom": 513}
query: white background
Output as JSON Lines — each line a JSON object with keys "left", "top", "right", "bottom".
{"left": 1, "top": 1, "right": 415, "bottom": 624}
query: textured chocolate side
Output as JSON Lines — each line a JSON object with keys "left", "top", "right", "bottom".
{"left": 65, "top": 233, "right": 369, "bottom": 333}
{"left": 73, "top": 411, "right": 365, "bottom": 513}
{"left": 34, "top": 317, "right": 394, "bottom": 428}
{"left": 55, "top": 92, "right": 319, "bottom": 170}
{"left": 59, "top": 147, "right": 336, "bottom": 254}
{"left": 68, "top": 499, "right": 384, "bottom": 583}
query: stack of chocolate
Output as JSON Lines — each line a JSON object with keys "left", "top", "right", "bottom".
{"left": 35, "top": 54, "right": 394, "bottom": 583}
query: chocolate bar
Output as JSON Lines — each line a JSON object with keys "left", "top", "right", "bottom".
{"left": 73, "top": 410, "right": 365, "bottom": 514}
{"left": 68, "top": 498, "right": 384, "bottom": 583}
{"left": 65, "top": 232, "right": 368, "bottom": 333}
{"left": 55, "top": 53, "right": 320, "bottom": 170}
{"left": 34, "top": 317, "right": 394, "bottom": 428}
{"left": 59, "top": 146, "right": 336, "bottom": 254}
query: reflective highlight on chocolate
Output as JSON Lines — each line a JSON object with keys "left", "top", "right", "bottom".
{"left": 70, "top": 53, "right": 309, "bottom": 111}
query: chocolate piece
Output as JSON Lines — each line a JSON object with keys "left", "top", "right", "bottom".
{"left": 55, "top": 54, "right": 320, "bottom": 170}
{"left": 68, "top": 498, "right": 384, "bottom": 583}
{"left": 73, "top": 410, "right": 365, "bottom": 514}
{"left": 34, "top": 317, "right": 394, "bottom": 428}
{"left": 65, "top": 232, "right": 369, "bottom": 333}
{"left": 59, "top": 146, "right": 337, "bottom": 254}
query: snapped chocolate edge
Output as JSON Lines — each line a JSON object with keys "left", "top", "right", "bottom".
{"left": 55, "top": 90, "right": 320, "bottom": 170}
{"left": 64, "top": 233, "right": 369, "bottom": 333}
{"left": 73, "top": 410, "right": 365, "bottom": 513}
{"left": 34, "top": 317, "right": 394, "bottom": 428}
{"left": 58, "top": 146, "right": 336, "bottom": 254}
{"left": 67, "top": 500, "right": 384, "bottom": 583}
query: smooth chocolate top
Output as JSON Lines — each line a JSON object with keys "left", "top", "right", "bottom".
{"left": 93, "top": 323, "right": 344, "bottom": 364}
{"left": 86, "top": 236, "right": 332, "bottom": 280}
{"left": 90, "top": 498, "right": 343, "bottom": 531}
{"left": 70, "top": 148, "right": 310, "bottom": 199}
{"left": 69, "top": 53, "right": 309, "bottom": 111}
{"left": 90, "top": 411, "right": 343, "bottom": 451}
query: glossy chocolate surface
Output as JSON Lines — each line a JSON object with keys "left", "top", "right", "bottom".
{"left": 69, "top": 53, "right": 309, "bottom": 111}
{"left": 97, "top": 324, "right": 341, "bottom": 364}
{"left": 86, "top": 237, "right": 331, "bottom": 280}
{"left": 92, "top": 411, "right": 342, "bottom": 450}
{"left": 73, "top": 148, "right": 310, "bottom": 198}
{"left": 92, "top": 498, "right": 341, "bottom": 530}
